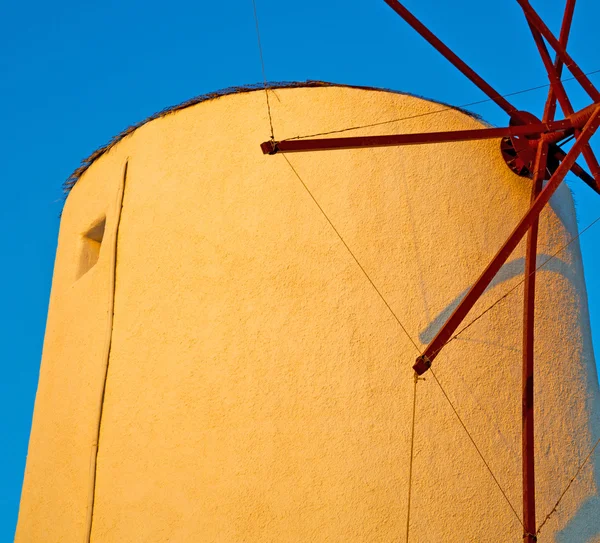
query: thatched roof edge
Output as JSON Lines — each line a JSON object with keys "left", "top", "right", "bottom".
{"left": 64, "top": 80, "right": 481, "bottom": 193}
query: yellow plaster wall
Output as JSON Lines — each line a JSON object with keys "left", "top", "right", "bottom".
{"left": 17, "top": 86, "right": 600, "bottom": 542}
{"left": 16, "top": 150, "right": 127, "bottom": 542}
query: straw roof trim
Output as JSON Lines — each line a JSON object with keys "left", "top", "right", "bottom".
{"left": 64, "top": 80, "right": 480, "bottom": 193}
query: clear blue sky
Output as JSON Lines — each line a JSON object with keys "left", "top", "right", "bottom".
{"left": 1, "top": 0, "right": 599, "bottom": 539}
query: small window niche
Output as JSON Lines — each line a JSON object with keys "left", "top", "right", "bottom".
{"left": 77, "top": 217, "right": 106, "bottom": 279}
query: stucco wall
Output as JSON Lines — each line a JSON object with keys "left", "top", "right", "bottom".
{"left": 17, "top": 85, "right": 600, "bottom": 542}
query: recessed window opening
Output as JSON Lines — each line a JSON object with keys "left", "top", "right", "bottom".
{"left": 77, "top": 216, "right": 106, "bottom": 279}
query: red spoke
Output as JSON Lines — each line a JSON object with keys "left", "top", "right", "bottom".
{"left": 529, "top": 23, "right": 600, "bottom": 180}
{"left": 551, "top": 147, "right": 600, "bottom": 194}
{"left": 521, "top": 65, "right": 556, "bottom": 537}
{"left": 527, "top": 23, "right": 600, "bottom": 188}
{"left": 544, "top": 0, "right": 576, "bottom": 121}
{"left": 413, "top": 106, "right": 600, "bottom": 375}
{"left": 522, "top": 139, "right": 547, "bottom": 543}
{"left": 522, "top": 26, "right": 577, "bottom": 530}
{"left": 262, "top": 119, "right": 575, "bottom": 154}
{"left": 581, "top": 143, "right": 600, "bottom": 182}
{"left": 382, "top": 0, "right": 528, "bottom": 123}
{"left": 529, "top": 23, "right": 574, "bottom": 116}
{"left": 516, "top": 0, "right": 600, "bottom": 102}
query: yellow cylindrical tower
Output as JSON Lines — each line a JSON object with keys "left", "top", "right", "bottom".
{"left": 17, "top": 83, "right": 600, "bottom": 542}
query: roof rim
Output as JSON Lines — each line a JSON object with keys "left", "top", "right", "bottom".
{"left": 64, "top": 79, "right": 481, "bottom": 193}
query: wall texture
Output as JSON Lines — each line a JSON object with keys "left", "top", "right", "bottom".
{"left": 17, "top": 85, "right": 600, "bottom": 542}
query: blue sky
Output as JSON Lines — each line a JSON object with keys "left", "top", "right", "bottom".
{"left": 1, "top": 0, "right": 599, "bottom": 539}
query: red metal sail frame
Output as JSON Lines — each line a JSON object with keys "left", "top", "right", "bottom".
{"left": 261, "top": 1, "right": 600, "bottom": 192}
{"left": 260, "top": 1, "right": 600, "bottom": 540}
{"left": 412, "top": 109, "right": 600, "bottom": 373}
{"left": 520, "top": 2, "right": 577, "bottom": 537}
{"left": 517, "top": 0, "right": 600, "bottom": 103}
{"left": 261, "top": 118, "right": 577, "bottom": 153}
{"left": 524, "top": 12, "right": 600, "bottom": 189}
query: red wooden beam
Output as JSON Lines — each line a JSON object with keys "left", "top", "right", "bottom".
{"left": 413, "top": 106, "right": 600, "bottom": 375}
{"left": 544, "top": 0, "right": 576, "bottom": 121}
{"left": 522, "top": 141, "right": 546, "bottom": 543}
{"left": 521, "top": 105, "right": 558, "bottom": 543}
{"left": 520, "top": 9, "right": 577, "bottom": 533}
{"left": 516, "top": 0, "right": 600, "bottom": 103}
{"left": 529, "top": 24, "right": 575, "bottom": 115}
{"left": 527, "top": 22, "right": 600, "bottom": 187}
{"left": 261, "top": 120, "right": 575, "bottom": 155}
{"left": 381, "top": 0, "right": 528, "bottom": 122}
{"left": 551, "top": 146, "right": 599, "bottom": 194}
{"left": 263, "top": 126, "right": 599, "bottom": 193}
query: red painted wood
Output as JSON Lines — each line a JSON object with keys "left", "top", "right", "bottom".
{"left": 381, "top": 0, "right": 527, "bottom": 121}
{"left": 527, "top": 19, "right": 600, "bottom": 190}
{"left": 260, "top": 120, "right": 575, "bottom": 155}
{"left": 413, "top": 106, "right": 600, "bottom": 375}
{"left": 517, "top": 0, "right": 600, "bottom": 102}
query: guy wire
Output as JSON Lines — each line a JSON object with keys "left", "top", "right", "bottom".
{"left": 279, "top": 143, "right": 600, "bottom": 538}
{"left": 281, "top": 154, "right": 421, "bottom": 353}
{"left": 280, "top": 154, "right": 429, "bottom": 538}
{"left": 440, "top": 211, "right": 600, "bottom": 353}
{"left": 405, "top": 373, "right": 420, "bottom": 542}
{"left": 429, "top": 367, "right": 524, "bottom": 528}
{"left": 537, "top": 435, "right": 600, "bottom": 535}
{"left": 281, "top": 152, "right": 523, "bottom": 530}
{"left": 420, "top": 211, "right": 600, "bottom": 534}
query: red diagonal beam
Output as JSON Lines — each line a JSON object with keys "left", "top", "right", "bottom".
{"left": 529, "top": 23, "right": 575, "bottom": 114}
{"left": 516, "top": 0, "right": 600, "bottom": 102}
{"left": 382, "top": 0, "right": 529, "bottom": 124}
{"left": 413, "top": 106, "right": 600, "bottom": 375}
{"left": 551, "top": 146, "right": 599, "bottom": 194}
{"left": 261, "top": 120, "right": 575, "bottom": 155}
{"left": 527, "top": 22, "right": 600, "bottom": 187}
{"left": 544, "top": 0, "right": 576, "bottom": 121}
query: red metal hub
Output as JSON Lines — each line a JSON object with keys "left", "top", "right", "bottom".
{"left": 501, "top": 111, "right": 559, "bottom": 179}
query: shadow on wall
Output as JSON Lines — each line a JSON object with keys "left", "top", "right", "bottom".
{"left": 418, "top": 254, "right": 575, "bottom": 345}
{"left": 418, "top": 255, "right": 600, "bottom": 542}
{"left": 557, "top": 281, "right": 600, "bottom": 542}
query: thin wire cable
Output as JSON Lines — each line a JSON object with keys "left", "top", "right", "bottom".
{"left": 405, "top": 373, "right": 420, "bottom": 543}
{"left": 537, "top": 436, "right": 600, "bottom": 535}
{"left": 280, "top": 154, "right": 536, "bottom": 532}
{"left": 418, "top": 212, "right": 600, "bottom": 537}
{"left": 440, "top": 211, "right": 600, "bottom": 352}
{"left": 429, "top": 367, "right": 524, "bottom": 528}
{"left": 415, "top": 197, "right": 600, "bottom": 534}
{"left": 280, "top": 140, "right": 600, "bottom": 536}
{"left": 280, "top": 153, "right": 421, "bottom": 353}
{"left": 282, "top": 69, "right": 600, "bottom": 142}
{"left": 251, "top": 0, "right": 275, "bottom": 141}
{"left": 408, "top": 209, "right": 600, "bottom": 365}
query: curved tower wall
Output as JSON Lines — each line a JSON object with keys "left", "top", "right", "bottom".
{"left": 17, "top": 85, "right": 600, "bottom": 542}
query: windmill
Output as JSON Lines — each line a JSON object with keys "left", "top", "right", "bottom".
{"left": 260, "top": 1, "right": 600, "bottom": 541}
{"left": 15, "top": 2, "right": 600, "bottom": 542}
